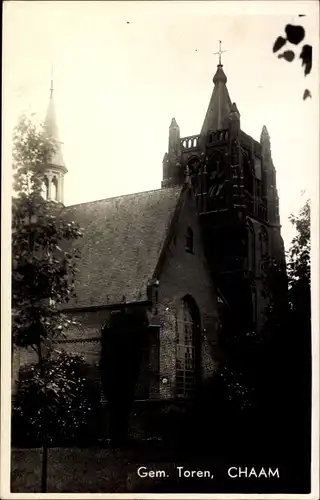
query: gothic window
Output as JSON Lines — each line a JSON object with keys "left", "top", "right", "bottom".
{"left": 176, "top": 296, "right": 200, "bottom": 399}
{"left": 186, "top": 227, "right": 194, "bottom": 253}
{"left": 259, "top": 226, "right": 269, "bottom": 258}
{"left": 207, "top": 152, "right": 226, "bottom": 204}
{"left": 254, "top": 157, "right": 262, "bottom": 180}
{"left": 243, "top": 152, "right": 254, "bottom": 196}
{"left": 247, "top": 220, "right": 255, "bottom": 273}
{"left": 255, "top": 179, "right": 261, "bottom": 199}
{"left": 187, "top": 157, "right": 200, "bottom": 190}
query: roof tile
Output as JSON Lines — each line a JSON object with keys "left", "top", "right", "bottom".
{"left": 64, "top": 187, "right": 182, "bottom": 308}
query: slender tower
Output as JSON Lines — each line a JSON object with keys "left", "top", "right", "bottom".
{"left": 42, "top": 76, "right": 67, "bottom": 204}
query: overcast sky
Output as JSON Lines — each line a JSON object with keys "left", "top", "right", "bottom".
{"left": 3, "top": 0, "right": 319, "bottom": 248}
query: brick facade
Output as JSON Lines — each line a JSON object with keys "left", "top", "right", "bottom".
{"left": 156, "top": 188, "right": 219, "bottom": 399}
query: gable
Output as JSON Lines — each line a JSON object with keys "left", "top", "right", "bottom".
{"left": 63, "top": 187, "right": 182, "bottom": 308}
{"left": 156, "top": 188, "right": 217, "bottom": 316}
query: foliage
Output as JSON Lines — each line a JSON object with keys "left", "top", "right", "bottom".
{"left": 287, "top": 199, "right": 310, "bottom": 285}
{"left": 12, "top": 352, "right": 101, "bottom": 445}
{"left": 12, "top": 115, "right": 83, "bottom": 490}
{"left": 12, "top": 114, "right": 82, "bottom": 350}
{"left": 261, "top": 254, "right": 288, "bottom": 334}
{"left": 273, "top": 22, "right": 312, "bottom": 99}
{"left": 287, "top": 199, "right": 311, "bottom": 319}
{"left": 212, "top": 365, "right": 255, "bottom": 412}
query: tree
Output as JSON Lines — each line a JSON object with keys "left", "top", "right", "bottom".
{"left": 12, "top": 352, "right": 101, "bottom": 447}
{"left": 287, "top": 199, "right": 311, "bottom": 322}
{"left": 12, "top": 115, "right": 82, "bottom": 492}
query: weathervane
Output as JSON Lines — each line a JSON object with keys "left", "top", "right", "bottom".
{"left": 213, "top": 40, "right": 227, "bottom": 66}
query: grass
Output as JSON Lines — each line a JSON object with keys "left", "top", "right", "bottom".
{"left": 12, "top": 445, "right": 193, "bottom": 493}
{"left": 11, "top": 447, "right": 135, "bottom": 493}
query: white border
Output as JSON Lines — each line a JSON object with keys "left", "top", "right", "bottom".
{"left": 1, "top": 1, "right": 319, "bottom": 499}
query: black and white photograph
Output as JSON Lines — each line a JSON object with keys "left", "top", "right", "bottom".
{"left": 1, "top": 1, "right": 319, "bottom": 498}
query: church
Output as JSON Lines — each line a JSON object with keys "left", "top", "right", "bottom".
{"left": 15, "top": 53, "right": 286, "bottom": 416}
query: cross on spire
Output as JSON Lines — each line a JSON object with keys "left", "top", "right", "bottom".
{"left": 213, "top": 40, "right": 227, "bottom": 66}
{"left": 50, "top": 65, "right": 54, "bottom": 98}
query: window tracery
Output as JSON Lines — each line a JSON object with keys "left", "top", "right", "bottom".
{"left": 176, "top": 296, "right": 200, "bottom": 399}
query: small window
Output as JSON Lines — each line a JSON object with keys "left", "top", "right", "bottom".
{"left": 260, "top": 226, "right": 268, "bottom": 257}
{"left": 51, "top": 177, "right": 58, "bottom": 201}
{"left": 41, "top": 177, "right": 49, "bottom": 200}
{"left": 185, "top": 227, "right": 194, "bottom": 253}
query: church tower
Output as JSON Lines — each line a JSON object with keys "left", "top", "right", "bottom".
{"left": 162, "top": 45, "right": 285, "bottom": 336}
{"left": 42, "top": 78, "right": 67, "bottom": 204}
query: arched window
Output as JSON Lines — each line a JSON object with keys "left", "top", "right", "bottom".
{"left": 41, "top": 177, "right": 49, "bottom": 200}
{"left": 243, "top": 152, "right": 253, "bottom": 196}
{"left": 247, "top": 220, "right": 255, "bottom": 273}
{"left": 259, "top": 225, "right": 269, "bottom": 258}
{"left": 176, "top": 295, "right": 201, "bottom": 399}
{"left": 186, "top": 227, "right": 194, "bottom": 253}
{"left": 51, "top": 177, "right": 58, "bottom": 201}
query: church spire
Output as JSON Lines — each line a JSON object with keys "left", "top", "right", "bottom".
{"left": 200, "top": 41, "right": 232, "bottom": 136}
{"left": 44, "top": 76, "right": 65, "bottom": 168}
{"left": 42, "top": 75, "right": 67, "bottom": 204}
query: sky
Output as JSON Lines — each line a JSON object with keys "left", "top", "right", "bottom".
{"left": 3, "top": 0, "right": 319, "bottom": 249}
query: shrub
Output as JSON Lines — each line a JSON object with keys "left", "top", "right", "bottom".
{"left": 12, "top": 351, "right": 102, "bottom": 446}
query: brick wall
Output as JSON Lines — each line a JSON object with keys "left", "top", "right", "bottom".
{"left": 156, "top": 189, "right": 220, "bottom": 398}
{"left": 13, "top": 191, "right": 224, "bottom": 405}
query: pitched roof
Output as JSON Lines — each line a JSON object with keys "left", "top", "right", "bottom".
{"left": 201, "top": 65, "right": 232, "bottom": 135}
{"left": 64, "top": 186, "right": 182, "bottom": 309}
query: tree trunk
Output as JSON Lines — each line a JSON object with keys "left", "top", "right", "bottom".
{"left": 38, "top": 344, "right": 48, "bottom": 493}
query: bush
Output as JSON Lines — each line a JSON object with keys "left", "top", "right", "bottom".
{"left": 12, "top": 351, "right": 102, "bottom": 447}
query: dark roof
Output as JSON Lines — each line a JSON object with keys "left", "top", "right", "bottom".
{"left": 64, "top": 187, "right": 182, "bottom": 309}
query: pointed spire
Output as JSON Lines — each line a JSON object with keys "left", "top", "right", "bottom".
{"left": 201, "top": 63, "right": 232, "bottom": 135}
{"left": 229, "top": 102, "right": 240, "bottom": 119}
{"left": 228, "top": 102, "right": 240, "bottom": 138}
{"left": 260, "top": 125, "right": 271, "bottom": 150}
{"left": 44, "top": 76, "right": 65, "bottom": 168}
{"left": 170, "top": 117, "right": 179, "bottom": 130}
{"left": 168, "top": 117, "right": 180, "bottom": 157}
{"left": 260, "top": 125, "right": 269, "bottom": 139}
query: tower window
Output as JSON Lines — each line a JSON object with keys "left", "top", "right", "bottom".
{"left": 51, "top": 177, "right": 58, "bottom": 201}
{"left": 185, "top": 227, "right": 194, "bottom": 253}
{"left": 41, "top": 177, "right": 49, "bottom": 200}
{"left": 247, "top": 220, "right": 255, "bottom": 273}
{"left": 243, "top": 153, "right": 254, "bottom": 196}
{"left": 259, "top": 226, "right": 269, "bottom": 258}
